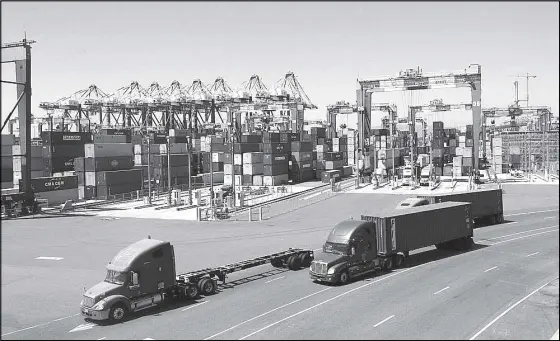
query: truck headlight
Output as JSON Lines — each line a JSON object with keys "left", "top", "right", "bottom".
{"left": 327, "top": 267, "right": 335, "bottom": 275}
{"left": 92, "top": 301, "right": 105, "bottom": 311}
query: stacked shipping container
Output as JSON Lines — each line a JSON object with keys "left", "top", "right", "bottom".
{"left": 1, "top": 134, "right": 16, "bottom": 189}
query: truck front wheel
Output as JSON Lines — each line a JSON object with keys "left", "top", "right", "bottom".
{"left": 383, "top": 258, "right": 393, "bottom": 271}
{"left": 338, "top": 270, "right": 350, "bottom": 285}
{"left": 109, "top": 303, "right": 127, "bottom": 323}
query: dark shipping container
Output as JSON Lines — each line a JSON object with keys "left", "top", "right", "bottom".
{"left": 263, "top": 153, "right": 290, "bottom": 165}
{"left": 22, "top": 175, "right": 78, "bottom": 193}
{"left": 95, "top": 169, "right": 143, "bottom": 186}
{"left": 96, "top": 182, "right": 142, "bottom": 197}
{"left": 41, "top": 132, "right": 92, "bottom": 145}
{"left": 84, "top": 156, "right": 135, "bottom": 172}
{"left": 291, "top": 141, "right": 313, "bottom": 152}
{"left": 264, "top": 163, "right": 290, "bottom": 176}
{"left": 262, "top": 143, "right": 290, "bottom": 154}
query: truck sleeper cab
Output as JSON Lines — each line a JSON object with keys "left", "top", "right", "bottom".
{"left": 309, "top": 220, "right": 402, "bottom": 285}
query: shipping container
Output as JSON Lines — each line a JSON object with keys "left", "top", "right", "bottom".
{"left": 212, "top": 152, "right": 225, "bottom": 163}
{"left": 211, "top": 161, "right": 224, "bottom": 172}
{"left": 21, "top": 175, "right": 78, "bottom": 193}
{"left": 324, "top": 160, "right": 345, "bottom": 170}
{"left": 323, "top": 152, "right": 344, "bottom": 162}
{"left": 252, "top": 175, "right": 264, "bottom": 186}
{"left": 291, "top": 160, "right": 313, "bottom": 172}
{"left": 290, "top": 170, "right": 315, "bottom": 183}
{"left": 262, "top": 143, "right": 290, "bottom": 154}
{"left": 262, "top": 132, "right": 281, "bottom": 143}
{"left": 243, "top": 163, "right": 264, "bottom": 175}
{"left": 85, "top": 143, "right": 133, "bottom": 158}
{"left": 12, "top": 145, "right": 43, "bottom": 157}
{"left": 263, "top": 174, "right": 289, "bottom": 186}
{"left": 96, "top": 182, "right": 142, "bottom": 197}
{"left": 47, "top": 156, "right": 76, "bottom": 173}
{"left": 134, "top": 144, "right": 161, "bottom": 155}
{"left": 231, "top": 143, "right": 261, "bottom": 154}
{"left": 95, "top": 169, "right": 143, "bottom": 186}
{"left": 240, "top": 134, "right": 263, "bottom": 143}
{"left": 321, "top": 170, "right": 342, "bottom": 183}
{"left": 13, "top": 157, "right": 44, "bottom": 172}
{"left": 242, "top": 152, "right": 264, "bottom": 164}
{"left": 1, "top": 134, "right": 16, "bottom": 146}
{"left": 264, "top": 163, "right": 290, "bottom": 176}
{"left": 34, "top": 188, "right": 79, "bottom": 205}
{"left": 1, "top": 168, "right": 13, "bottom": 182}
{"left": 291, "top": 141, "right": 313, "bottom": 152}
{"left": 152, "top": 154, "right": 189, "bottom": 168}
{"left": 361, "top": 202, "right": 473, "bottom": 256}
{"left": 291, "top": 151, "right": 313, "bottom": 162}
{"left": 93, "top": 135, "right": 128, "bottom": 144}
{"left": 101, "top": 128, "right": 132, "bottom": 142}
{"left": 418, "top": 188, "right": 503, "bottom": 225}
{"left": 241, "top": 174, "right": 253, "bottom": 186}
{"left": 263, "top": 153, "right": 289, "bottom": 165}
{"left": 41, "top": 132, "right": 92, "bottom": 145}
{"left": 224, "top": 164, "right": 243, "bottom": 175}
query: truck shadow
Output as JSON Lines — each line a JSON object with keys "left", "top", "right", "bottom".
{"left": 474, "top": 219, "right": 516, "bottom": 229}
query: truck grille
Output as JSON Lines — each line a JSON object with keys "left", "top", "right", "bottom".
{"left": 311, "top": 261, "right": 327, "bottom": 275}
{"left": 82, "top": 295, "right": 96, "bottom": 308}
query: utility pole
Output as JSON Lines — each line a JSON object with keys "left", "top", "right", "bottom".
{"left": 510, "top": 73, "right": 537, "bottom": 107}
{"left": 146, "top": 135, "right": 152, "bottom": 205}
{"left": 167, "top": 136, "right": 172, "bottom": 206}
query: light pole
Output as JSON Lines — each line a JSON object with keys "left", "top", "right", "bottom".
{"left": 146, "top": 134, "right": 152, "bottom": 205}
{"left": 187, "top": 134, "right": 192, "bottom": 206}
{"left": 167, "top": 136, "right": 172, "bottom": 206}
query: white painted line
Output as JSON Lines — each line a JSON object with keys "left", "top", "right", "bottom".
{"left": 544, "top": 216, "right": 557, "bottom": 220}
{"left": 1, "top": 313, "right": 80, "bottom": 337}
{"left": 203, "top": 287, "right": 333, "bottom": 340}
{"left": 36, "top": 256, "right": 64, "bottom": 261}
{"left": 97, "top": 338, "right": 106, "bottom": 340}
{"left": 373, "top": 315, "right": 395, "bottom": 328}
{"left": 551, "top": 329, "right": 559, "bottom": 340}
{"left": 143, "top": 339, "right": 155, "bottom": 340}
{"left": 181, "top": 301, "right": 209, "bottom": 311}
{"left": 526, "top": 252, "right": 539, "bottom": 257}
{"left": 238, "top": 267, "right": 421, "bottom": 340}
{"left": 484, "top": 226, "right": 557, "bottom": 241}
{"left": 313, "top": 248, "right": 322, "bottom": 251}
{"left": 505, "top": 209, "right": 559, "bottom": 217}
{"left": 433, "top": 286, "right": 450, "bottom": 295}
{"left": 265, "top": 276, "right": 286, "bottom": 284}
{"left": 490, "top": 228, "right": 559, "bottom": 246}
{"left": 484, "top": 266, "right": 498, "bottom": 273}
{"left": 69, "top": 322, "right": 96, "bottom": 333}
{"left": 470, "top": 277, "right": 559, "bottom": 340}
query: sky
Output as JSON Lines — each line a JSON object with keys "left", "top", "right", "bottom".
{"left": 2, "top": 1, "right": 559, "bottom": 131}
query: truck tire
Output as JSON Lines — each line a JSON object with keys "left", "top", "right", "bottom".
{"left": 394, "top": 254, "right": 404, "bottom": 268}
{"left": 185, "top": 284, "right": 199, "bottom": 300}
{"left": 338, "top": 270, "right": 350, "bottom": 285}
{"left": 271, "top": 258, "right": 283, "bottom": 268}
{"left": 299, "top": 253, "right": 312, "bottom": 268}
{"left": 383, "top": 257, "right": 393, "bottom": 271}
{"left": 288, "top": 255, "right": 302, "bottom": 270}
{"left": 109, "top": 303, "right": 127, "bottom": 323}
{"left": 198, "top": 278, "right": 216, "bottom": 295}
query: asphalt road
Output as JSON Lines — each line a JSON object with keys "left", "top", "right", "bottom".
{"left": 1, "top": 184, "right": 558, "bottom": 340}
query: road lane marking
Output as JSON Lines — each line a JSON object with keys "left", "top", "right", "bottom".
{"left": 265, "top": 276, "right": 285, "bottom": 284}
{"left": 373, "top": 315, "right": 395, "bottom": 328}
{"left": 313, "top": 248, "right": 322, "bottom": 251}
{"left": 203, "top": 288, "right": 333, "bottom": 340}
{"left": 1, "top": 313, "right": 80, "bottom": 337}
{"left": 489, "top": 228, "right": 559, "bottom": 246}
{"left": 483, "top": 226, "right": 558, "bottom": 241}
{"left": 505, "top": 209, "right": 559, "bottom": 217}
{"left": 470, "top": 277, "right": 559, "bottom": 340}
{"left": 238, "top": 267, "right": 421, "bottom": 340}
{"left": 545, "top": 216, "right": 557, "bottom": 220}
{"left": 526, "top": 252, "right": 539, "bottom": 257}
{"left": 551, "top": 329, "right": 559, "bottom": 340}
{"left": 36, "top": 256, "right": 64, "bottom": 261}
{"left": 69, "top": 322, "right": 96, "bottom": 333}
{"left": 182, "top": 301, "right": 209, "bottom": 311}
{"left": 143, "top": 339, "right": 155, "bottom": 340}
{"left": 484, "top": 266, "right": 498, "bottom": 273}
{"left": 433, "top": 286, "right": 450, "bottom": 295}
{"left": 97, "top": 338, "right": 106, "bottom": 340}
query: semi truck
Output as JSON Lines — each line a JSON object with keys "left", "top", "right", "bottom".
{"left": 309, "top": 201, "right": 474, "bottom": 285}
{"left": 419, "top": 165, "right": 432, "bottom": 186}
{"left": 81, "top": 238, "right": 313, "bottom": 322}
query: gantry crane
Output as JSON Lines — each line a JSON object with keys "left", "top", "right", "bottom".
{"left": 358, "top": 65, "right": 482, "bottom": 171}
{"left": 326, "top": 101, "right": 358, "bottom": 139}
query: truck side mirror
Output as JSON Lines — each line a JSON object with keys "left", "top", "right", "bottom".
{"left": 132, "top": 272, "right": 139, "bottom": 286}
{"left": 350, "top": 246, "right": 356, "bottom": 256}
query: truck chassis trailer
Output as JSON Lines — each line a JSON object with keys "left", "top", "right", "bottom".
{"left": 81, "top": 243, "right": 313, "bottom": 323}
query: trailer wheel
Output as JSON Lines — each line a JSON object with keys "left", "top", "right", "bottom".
{"left": 198, "top": 278, "right": 216, "bottom": 295}
{"left": 271, "top": 258, "right": 283, "bottom": 268}
{"left": 394, "top": 254, "right": 404, "bottom": 268}
{"left": 109, "top": 303, "right": 127, "bottom": 323}
{"left": 288, "top": 255, "right": 302, "bottom": 270}
{"left": 185, "top": 284, "right": 199, "bottom": 300}
{"left": 338, "top": 270, "right": 350, "bottom": 285}
{"left": 298, "top": 253, "right": 312, "bottom": 268}
{"left": 383, "top": 257, "right": 393, "bottom": 271}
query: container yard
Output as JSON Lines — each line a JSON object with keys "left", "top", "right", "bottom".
{"left": 1, "top": 3, "right": 559, "bottom": 340}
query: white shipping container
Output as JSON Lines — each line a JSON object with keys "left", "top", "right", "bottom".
{"left": 234, "top": 175, "right": 243, "bottom": 187}
{"left": 93, "top": 135, "right": 128, "bottom": 144}
{"left": 263, "top": 174, "right": 289, "bottom": 186}
{"left": 13, "top": 170, "right": 46, "bottom": 185}
{"left": 224, "top": 174, "right": 233, "bottom": 186}
{"left": 212, "top": 152, "right": 225, "bottom": 163}
{"left": 134, "top": 154, "right": 143, "bottom": 166}
{"left": 243, "top": 163, "right": 264, "bottom": 175}
{"left": 243, "top": 152, "right": 264, "bottom": 164}
{"left": 85, "top": 171, "right": 96, "bottom": 186}
{"left": 453, "top": 156, "right": 463, "bottom": 166}
{"left": 494, "top": 146, "right": 503, "bottom": 155}
{"left": 224, "top": 164, "right": 235, "bottom": 175}
{"left": 462, "top": 148, "right": 473, "bottom": 158}
{"left": 332, "top": 145, "right": 340, "bottom": 152}
{"left": 492, "top": 138, "right": 503, "bottom": 147}
{"left": 332, "top": 138, "right": 340, "bottom": 145}
{"left": 133, "top": 144, "right": 160, "bottom": 155}
{"left": 459, "top": 142, "right": 466, "bottom": 148}
{"left": 85, "top": 143, "right": 133, "bottom": 158}
{"left": 316, "top": 145, "right": 328, "bottom": 153}
{"left": 252, "top": 175, "right": 263, "bottom": 186}
{"left": 234, "top": 154, "right": 243, "bottom": 166}
{"left": 459, "top": 136, "right": 466, "bottom": 142}
{"left": 160, "top": 143, "right": 188, "bottom": 154}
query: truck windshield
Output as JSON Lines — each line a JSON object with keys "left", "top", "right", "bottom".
{"left": 323, "top": 242, "right": 348, "bottom": 255}
{"left": 105, "top": 270, "right": 127, "bottom": 285}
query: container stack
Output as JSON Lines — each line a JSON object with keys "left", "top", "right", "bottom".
{"left": 431, "top": 122, "right": 444, "bottom": 176}
{"left": 347, "top": 130, "right": 357, "bottom": 165}
{"left": 370, "top": 129, "right": 389, "bottom": 154}
{"left": 492, "top": 136, "right": 503, "bottom": 174}
{"left": 310, "top": 127, "right": 327, "bottom": 152}
{"left": 317, "top": 151, "right": 344, "bottom": 182}
{"left": 452, "top": 156, "right": 463, "bottom": 177}
{"left": 290, "top": 141, "right": 314, "bottom": 183}
{"left": 153, "top": 153, "right": 190, "bottom": 188}
{"left": 332, "top": 137, "right": 348, "bottom": 165}
{"left": 23, "top": 175, "right": 79, "bottom": 205}
{"left": 243, "top": 152, "right": 264, "bottom": 186}
{"left": 224, "top": 134, "right": 262, "bottom": 187}
{"left": 41, "top": 131, "right": 92, "bottom": 176}
{"left": 1, "top": 134, "right": 16, "bottom": 189}
{"left": 262, "top": 133, "right": 290, "bottom": 186}
{"left": 12, "top": 145, "right": 47, "bottom": 187}
{"left": 509, "top": 146, "right": 521, "bottom": 170}
{"left": 80, "top": 142, "right": 140, "bottom": 198}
